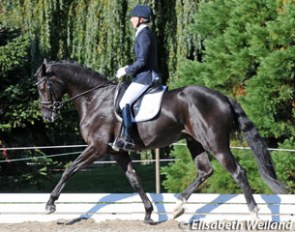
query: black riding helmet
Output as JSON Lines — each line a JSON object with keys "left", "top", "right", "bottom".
{"left": 130, "top": 5, "right": 152, "bottom": 22}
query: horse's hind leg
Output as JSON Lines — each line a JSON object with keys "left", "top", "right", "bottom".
{"left": 180, "top": 138, "right": 214, "bottom": 200}
{"left": 214, "top": 149, "right": 259, "bottom": 216}
{"left": 174, "top": 138, "right": 214, "bottom": 218}
{"left": 113, "top": 152, "right": 154, "bottom": 224}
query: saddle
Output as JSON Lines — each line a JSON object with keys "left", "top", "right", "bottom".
{"left": 114, "top": 80, "right": 167, "bottom": 122}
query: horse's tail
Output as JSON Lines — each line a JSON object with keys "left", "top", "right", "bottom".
{"left": 227, "top": 97, "right": 288, "bottom": 194}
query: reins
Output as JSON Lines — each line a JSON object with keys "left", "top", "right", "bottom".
{"left": 60, "top": 78, "right": 116, "bottom": 105}
{"left": 37, "top": 77, "right": 117, "bottom": 112}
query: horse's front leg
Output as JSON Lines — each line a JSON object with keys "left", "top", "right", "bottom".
{"left": 46, "top": 145, "right": 100, "bottom": 213}
{"left": 113, "top": 152, "right": 154, "bottom": 224}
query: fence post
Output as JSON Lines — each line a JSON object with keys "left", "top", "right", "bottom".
{"left": 155, "top": 148, "right": 160, "bottom": 193}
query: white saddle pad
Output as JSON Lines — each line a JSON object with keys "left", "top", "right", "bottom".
{"left": 133, "top": 86, "right": 166, "bottom": 122}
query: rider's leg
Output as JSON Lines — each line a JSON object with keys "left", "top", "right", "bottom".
{"left": 119, "top": 82, "right": 149, "bottom": 110}
{"left": 121, "top": 104, "right": 133, "bottom": 139}
{"left": 115, "top": 82, "right": 149, "bottom": 150}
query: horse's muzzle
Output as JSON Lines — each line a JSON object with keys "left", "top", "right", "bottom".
{"left": 42, "top": 113, "right": 56, "bottom": 123}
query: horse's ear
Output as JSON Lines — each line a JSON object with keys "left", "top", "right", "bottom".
{"left": 41, "top": 63, "right": 46, "bottom": 76}
{"left": 41, "top": 59, "right": 48, "bottom": 75}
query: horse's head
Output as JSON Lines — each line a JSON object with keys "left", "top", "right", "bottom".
{"left": 35, "top": 60, "right": 66, "bottom": 123}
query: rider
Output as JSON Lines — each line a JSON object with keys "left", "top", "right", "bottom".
{"left": 114, "top": 4, "right": 160, "bottom": 150}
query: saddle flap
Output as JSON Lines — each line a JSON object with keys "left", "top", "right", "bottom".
{"left": 133, "top": 85, "right": 166, "bottom": 122}
{"left": 114, "top": 82, "right": 167, "bottom": 123}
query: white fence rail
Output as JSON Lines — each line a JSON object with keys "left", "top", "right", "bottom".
{"left": 0, "top": 144, "right": 294, "bottom": 164}
{"left": 0, "top": 193, "right": 294, "bottom": 223}
{"left": 1, "top": 144, "right": 294, "bottom": 152}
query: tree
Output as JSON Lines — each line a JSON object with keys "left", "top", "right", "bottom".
{"left": 0, "top": 0, "right": 199, "bottom": 190}
{"left": 162, "top": 143, "right": 274, "bottom": 194}
{"left": 0, "top": 25, "right": 53, "bottom": 184}
{"left": 0, "top": 26, "right": 37, "bottom": 134}
{"left": 176, "top": 0, "right": 295, "bottom": 146}
{"left": 2, "top": 0, "right": 292, "bottom": 193}
{"left": 0, "top": 0, "right": 200, "bottom": 147}
{"left": 161, "top": 145, "right": 197, "bottom": 192}
{"left": 164, "top": 0, "right": 295, "bottom": 193}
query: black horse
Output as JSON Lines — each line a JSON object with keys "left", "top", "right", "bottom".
{"left": 35, "top": 60, "right": 287, "bottom": 223}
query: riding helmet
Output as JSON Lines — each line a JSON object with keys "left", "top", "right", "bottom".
{"left": 130, "top": 5, "right": 152, "bottom": 21}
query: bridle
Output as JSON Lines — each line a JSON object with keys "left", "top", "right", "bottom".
{"left": 35, "top": 73, "right": 116, "bottom": 113}
{"left": 35, "top": 74, "right": 64, "bottom": 113}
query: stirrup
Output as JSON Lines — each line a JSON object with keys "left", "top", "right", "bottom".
{"left": 111, "top": 138, "right": 137, "bottom": 151}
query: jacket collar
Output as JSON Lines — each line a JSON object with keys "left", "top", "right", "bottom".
{"left": 135, "top": 24, "right": 148, "bottom": 37}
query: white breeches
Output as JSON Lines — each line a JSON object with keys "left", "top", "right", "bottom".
{"left": 119, "top": 82, "right": 149, "bottom": 109}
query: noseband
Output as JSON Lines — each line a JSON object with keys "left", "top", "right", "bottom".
{"left": 35, "top": 74, "right": 64, "bottom": 113}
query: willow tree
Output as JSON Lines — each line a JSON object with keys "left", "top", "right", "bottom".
{"left": 1, "top": 0, "right": 199, "bottom": 81}
{"left": 0, "top": 0, "right": 200, "bottom": 145}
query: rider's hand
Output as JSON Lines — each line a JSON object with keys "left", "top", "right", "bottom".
{"left": 116, "top": 66, "right": 128, "bottom": 79}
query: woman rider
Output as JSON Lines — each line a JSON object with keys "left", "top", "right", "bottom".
{"left": 114, "top": 4, "right": 160, "bottom": 150}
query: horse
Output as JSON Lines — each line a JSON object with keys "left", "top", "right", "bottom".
{"left": 35, "top": 60, "right": 287, "bottom": 224}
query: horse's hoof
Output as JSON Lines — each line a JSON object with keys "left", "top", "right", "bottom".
{"left": 173, "top": 207, "right": 185, "bottom": 219}
{"left": 144, "top": 218, "right": 155, "bottom": 225}
{"left": 173, "top": 199, "right": 186, "bottom": 219}
{"left": 250, "top": 206, "right": 260, "bottom": 220}
{"left": 45, "top": 204, "right": 56, "bottom": 214}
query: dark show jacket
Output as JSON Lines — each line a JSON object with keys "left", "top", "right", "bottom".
{"left": 125, "top": 26, "right": 159, "bottom": 85}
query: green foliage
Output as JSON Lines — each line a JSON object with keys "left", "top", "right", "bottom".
{"left": 17, "top": 155, "right": 60, "bottom": 186}
{"left": 0, "top": 28, "right": 30, "bottom": 75}
{"left": 0, "top": 0, "right": 200, "bottom": 139}
{"left": 0, "top": 0, "right": 294, "bottom": 193}
{"left": 0, "top": 162, "right": 157, "bottom": 193}
{"left": 175, "top": 0, "right": 295, "bottom": 144}
{"left": 0, "top": 0, "right": 200, "bottom": 188}
{"left": 0, "top": 0, "right": 199, "bottom": 79}
{"left": 0, "top": 149, "right": 62, "bottom": 192}
{"left": 207, "top": 148, "right": 273, "bottom": 194}
{"left": 0, "top": 85, "right": 41, "bottom": 131}
{"left": 167, "top": 0, "right": 294, "bottom": 194}
{"left": 272, "top": 138, "right": 295, "bottom": 193}
{"left": 239, "top": 1, "right": 295, "bottom": 140}
{"left": 161, "top": 144, "right": 283, "bottom": 194}
{"left": 0, "top": 25, "right": 38, "bottom": 132}
{"left": 241, "top": 47, "right": 295, "bottom": 139}
{"left": 161, "top": 145, "right": 197, "bottom": 192}
{"left": 0, "top": 0, "right": 200, "bottom": 166}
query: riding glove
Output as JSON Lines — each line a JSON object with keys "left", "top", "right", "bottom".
{"left": 116, "top": 66, "right": 128, "bottom": 79}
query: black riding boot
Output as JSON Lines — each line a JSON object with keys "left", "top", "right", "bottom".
{"left": 114, "top": 104, "right": 136, "bottom": 150}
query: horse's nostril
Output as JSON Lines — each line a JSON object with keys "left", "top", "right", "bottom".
{"left": 42, "top": 115, "right": 55, "bottom": 123}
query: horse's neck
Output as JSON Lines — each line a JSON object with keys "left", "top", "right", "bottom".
{"left": 53, "top": 64, "right": 115, "bottom": 114}
{"left": 74, "top": 84, "right": 116, "bottom": 124}
{"left": 54, "top": 64, "right": 105, "bottom": 97}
